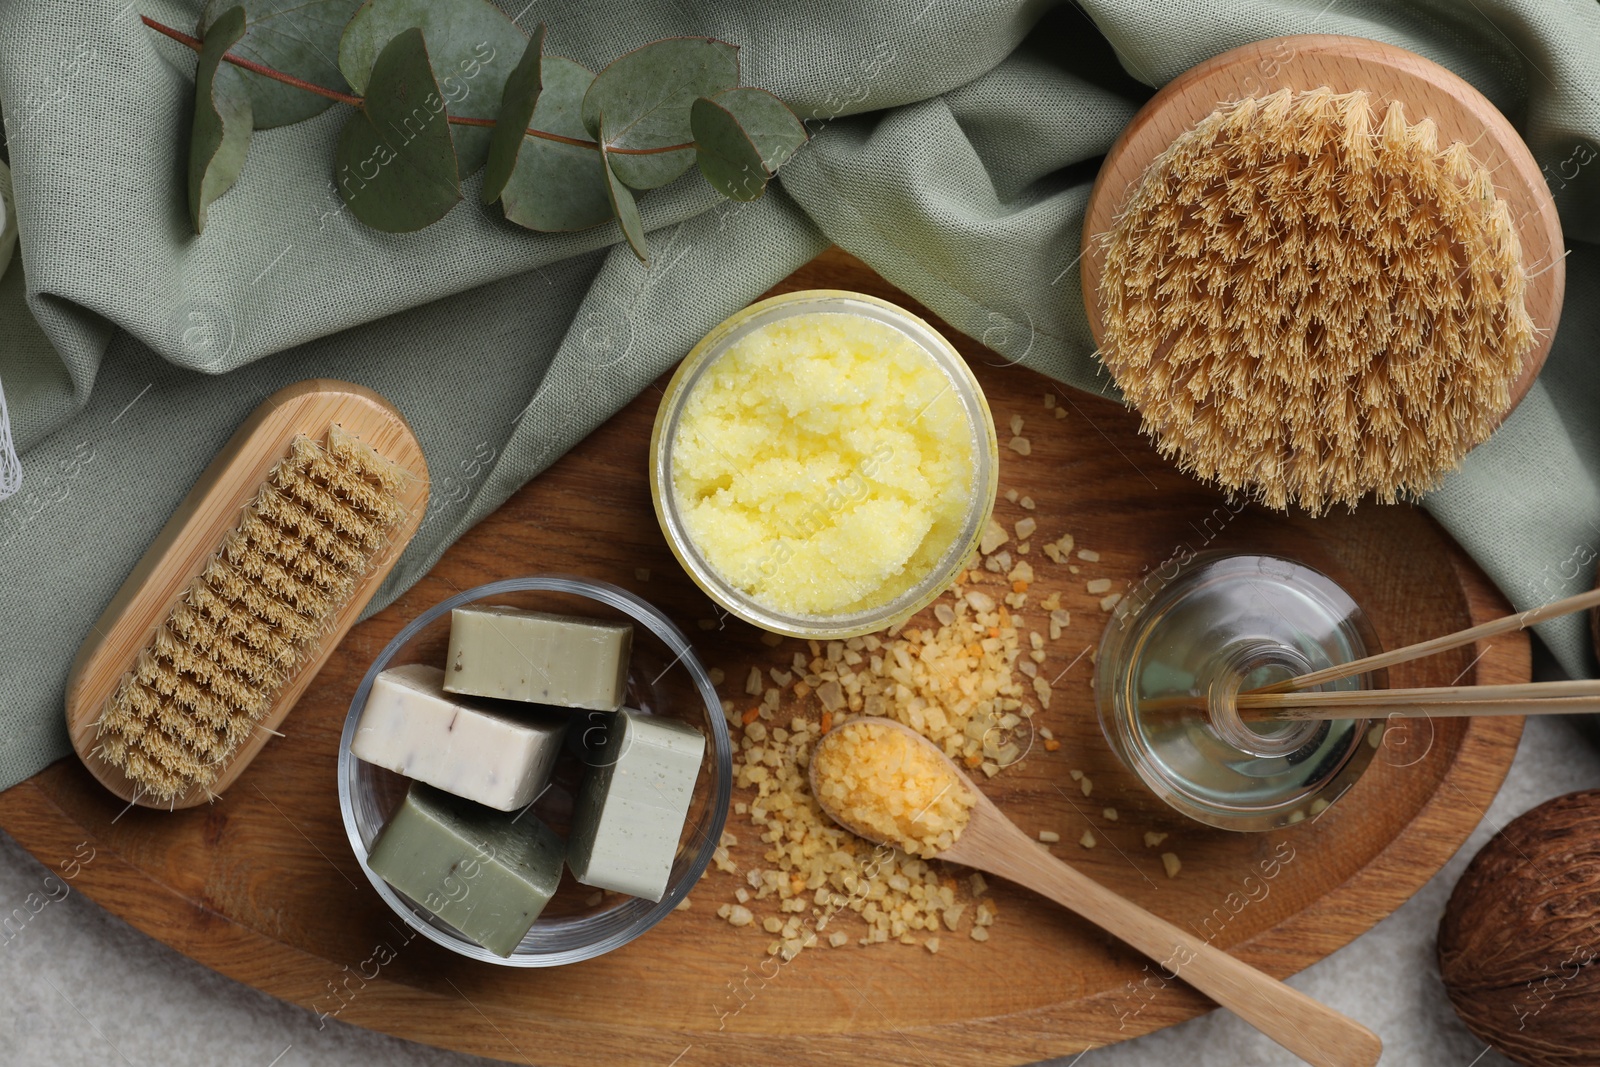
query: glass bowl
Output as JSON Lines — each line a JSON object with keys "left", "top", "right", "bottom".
{"left": 337, "top": 575, "right": 732, "bottom": 966}
{"left": 1094, "top": 552, "right": 1384, "bottom": 832}
{"left": 649, "top": 289, "right": 999, "bottom": 640}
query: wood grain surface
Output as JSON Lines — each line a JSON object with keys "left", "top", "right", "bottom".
{"left": 0, "top": 249, "right": 1527, "bottom": 1066}
{"left": 1081, "top": 34, "right": 1566, "bottom": 415}
{"left": 856, "top": 721, "right": 1384, "bottom": 1067}
{"left": 63, "top": 380, "right": 430, "bottom": 809}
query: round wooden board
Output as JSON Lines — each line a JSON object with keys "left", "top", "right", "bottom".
{"left": 1081, "top": 34, "right": 1565, "bottom": 415}
{"left": 0, "top": 249, "right": 1527, "bottom": 1066}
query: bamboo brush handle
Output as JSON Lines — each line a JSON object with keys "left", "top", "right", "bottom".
{"left": 960, "top": 815, "right": 1383, "bottom": 1067}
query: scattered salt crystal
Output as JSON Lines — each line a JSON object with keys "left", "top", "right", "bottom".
{"left": 1009, "top": 414, "right": 1024, "bottom": 435}
{"left": 1008, "top": 436, "right": 1032, "bottom": 456}
{"left": 980, "top": 519, "right": 1009, "bottom": 554}
{"left": 1015, "top": 517, "right": 1037, "bottom": 541}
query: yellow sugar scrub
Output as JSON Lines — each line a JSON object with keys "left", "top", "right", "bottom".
{"left": 811, "top": 720, "right": 975, "bottom": 857}
{"left": 651, "top": 290, "right": 998, "bottom": 639}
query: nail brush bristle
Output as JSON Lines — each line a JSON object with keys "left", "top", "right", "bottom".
{"left": 94, "top": 427, "right": 407, "bottom": 801}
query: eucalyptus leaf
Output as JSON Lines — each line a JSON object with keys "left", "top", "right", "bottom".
{"left": 690, "top": 88, "right": 806, "bottom": 200}
{"left": 334, "top": 28, "right": 460, "bottom": 232}
{"left": 600, "top": 113, "right": 648, "bottom": 264}
{"left": 499, "top": 56, "right": 611, "bottom": 232}
{"left": 339, "top": 0, "right": 526, "bottom": 174}
{"left": 199, "top": 0, "right": 362, "bottom": 127}
{"left": 482, "top": 22, "right": 543, "bottom": 206}
{"left": 581, "top": 37, "right": 737, "bottom": 190}
{"left": 188, "top": 6, "right": 253, "bottom": 234}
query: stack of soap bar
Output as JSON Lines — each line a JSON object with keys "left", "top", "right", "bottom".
{"left": 351, "top": 663, "right": 568, "bottom": 812}
{"left": 567, "top": 709, "right": 705, "bottom": 902}
{"left": 445, "top": 606, "right": 632, "bottom": 710}
{"left": 367, "top": 783, "right": 564, "bottom": 957}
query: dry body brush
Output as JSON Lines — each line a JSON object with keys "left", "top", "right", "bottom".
{"left": 1097, "top": 87, "right": 1534, "bottom": 512}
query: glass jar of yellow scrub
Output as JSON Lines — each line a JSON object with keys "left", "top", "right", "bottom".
{"left": 650, "top": 290, "right": 998, "bottom": 639}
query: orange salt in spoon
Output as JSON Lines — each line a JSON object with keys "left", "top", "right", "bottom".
{"left": 809, "top": 719, "right": 1382, "bottom": 1067}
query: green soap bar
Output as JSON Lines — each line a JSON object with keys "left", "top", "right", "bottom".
{"left": 567, "top": 709, "right": 706, "bottom": 902}
{"left": 445, "top": 605, "right": 632, "bottom": 710}
{"left": 367, "top": 783, "right": 564, "bottom": 957}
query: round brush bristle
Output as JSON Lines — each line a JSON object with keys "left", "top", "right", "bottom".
{"left": 1098, "top": 87, "right": 1535, "bottom": 513}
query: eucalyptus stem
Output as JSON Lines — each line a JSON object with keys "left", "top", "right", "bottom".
{"left": 142, "top": 16, "right": 360, "bottom": 105}
{"left": 140, "top": 15, "right": 694, "bottom": 156}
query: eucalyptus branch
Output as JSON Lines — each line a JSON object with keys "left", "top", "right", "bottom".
{"left": 141, "top": 15, "right": 691, "bottom": 155}
{"left": 157, "top": 2, "right": 808, "bottom": 261}
{"left": 143, "top": 16, "right": 360, "bottom": 106}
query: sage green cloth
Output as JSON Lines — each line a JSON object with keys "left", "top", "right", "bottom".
{"left": 2, "top": 0, "right": 1598, "bottom": 793}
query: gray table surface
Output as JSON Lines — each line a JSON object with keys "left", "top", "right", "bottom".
{"left": 1, "top": 657, "right": 1592, "bottom": 1067}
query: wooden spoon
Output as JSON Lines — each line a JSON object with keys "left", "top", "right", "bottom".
{"left": 809, "top": 719, "right": 1382, "bottom": 1067}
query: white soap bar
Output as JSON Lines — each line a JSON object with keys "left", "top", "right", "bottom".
{"left": 444, "top": 606, "right": 632, "bottom": 711}
{"left": 567, "top": 709, "right": 706, "bottom": 901}
{"left": 351, "top": 663, "right": 567, "bottom": 812}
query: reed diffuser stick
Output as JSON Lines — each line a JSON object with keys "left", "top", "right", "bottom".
{"left": 1254, "top": 586, "right": 1600, "bottom": 694}
{"left": 1232, "top": 680, "right": 1600, "bottom": 721}
{"left": 1246, "top": 697, "right": 1600, "bottom": 722}
{"left": 1239, "top": 679, "right": 1600, "bottom": 709}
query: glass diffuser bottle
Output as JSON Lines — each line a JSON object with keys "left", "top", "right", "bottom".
{"left": 1095, "top": 552, "right": 1384, "bottom": 832}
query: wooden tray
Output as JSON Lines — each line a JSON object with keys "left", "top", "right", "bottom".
{"left": 0, "top": 249, "right": 1527, "bottom": 1065}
